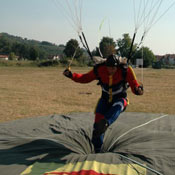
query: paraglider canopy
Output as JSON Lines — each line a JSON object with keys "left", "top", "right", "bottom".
{"left": 0, "top": 112, "right": 175, "bottom": 175}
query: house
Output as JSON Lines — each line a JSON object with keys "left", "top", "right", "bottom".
{"left": 155, "top": 54, "right": 175, "bottom": 65}
{"left": 48, "top": 55, "right": 60, "bottom": 61}
{"left": 0, "top": 55, "right": 8, "bottom": 61}
{"left": 52, "top": 55, "right": 60, "bottom": 61}
{"left": 168, "top": 55, "right": 175, "bottom": 65}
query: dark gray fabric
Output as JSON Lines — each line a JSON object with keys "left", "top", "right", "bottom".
{"left": 0, "top": 112, "right": 175, "bottom": 175}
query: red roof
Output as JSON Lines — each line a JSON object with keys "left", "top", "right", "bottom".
{"left": 0, "top": 55, "right": 8, "bottom": 58}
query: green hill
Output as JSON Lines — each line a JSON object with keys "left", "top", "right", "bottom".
{"left": 0, "top": 33, "right": 65, "bottom": 60}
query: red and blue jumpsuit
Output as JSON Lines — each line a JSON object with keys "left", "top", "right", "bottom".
{"left": 71, "top": 64, "right": 141, "bottom": 152}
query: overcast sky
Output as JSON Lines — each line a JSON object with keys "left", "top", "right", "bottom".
{"left": 0, "top": 0, "right": 175, "bottom": 55}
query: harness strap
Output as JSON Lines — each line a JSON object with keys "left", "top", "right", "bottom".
{"left": 93, "top": 63, "right": 105, "bottom": 85}
{"left": 109, "top": 75, "right": 113, "bottom": 103}
{"left": 93, "top": 63, "right": 129, "bottom": 102}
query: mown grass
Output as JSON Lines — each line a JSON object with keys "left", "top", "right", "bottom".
{"left": 0, "top": 66, "right": 175, "bottom": 122}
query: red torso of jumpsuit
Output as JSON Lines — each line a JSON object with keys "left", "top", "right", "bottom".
{"left": 71, "top": 65, "right": 140, "bottom": 122}
{"left": 71, "top": 65, "right": 140, "bottom": 95}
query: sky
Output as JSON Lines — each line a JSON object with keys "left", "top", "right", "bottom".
{"left": 0, "top": 0, "right": 175, "bottom": 55}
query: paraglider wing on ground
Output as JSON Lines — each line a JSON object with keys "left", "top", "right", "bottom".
{"left": 0, "top": 112, "right": 175, "bottom": 175}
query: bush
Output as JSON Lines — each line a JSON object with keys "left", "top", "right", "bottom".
{"left": 152, "top": 61, "right": 162, "bottom": 69}
{"left": 38, "top": 60, "right": 59, "bottom": 67}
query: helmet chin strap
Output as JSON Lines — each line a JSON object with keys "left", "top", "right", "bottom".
{"left": 106, "top": 54, "right": 119, "bottom": 67}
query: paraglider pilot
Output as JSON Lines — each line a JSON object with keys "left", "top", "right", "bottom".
{"left": 63, "top": 54, "right": 143, "bottom": 153}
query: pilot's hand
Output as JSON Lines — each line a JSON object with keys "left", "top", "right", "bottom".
{"left": 63, "top": 68, "right": 72, "bottom": 78}
{"left": 135, "top": 85, "right": 144, "bottom": 95}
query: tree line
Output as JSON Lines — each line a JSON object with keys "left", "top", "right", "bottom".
{"left": 63, "top": 33, "right": 156, "bottom": 67}
{"left": 0, "top": 32, "right": 156, "bottom": 67}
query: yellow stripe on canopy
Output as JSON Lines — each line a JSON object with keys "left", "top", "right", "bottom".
{"left": 20, "top": 165, "right": 33, "bottom": 175}
{"left": 45, "top": 160, "right": 146, "bottom": 175}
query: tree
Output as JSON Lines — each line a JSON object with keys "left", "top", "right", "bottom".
{"left": 116, "top": 33, "right": 156, "bottom": 67}
{"left": 117, "top": 33, "right": 137, "bottom": 64}
{"left": 135, "top": 47, "right": 156, "bottom": 67}
{"left": 0, "top": 37, "right": 11, "bottom": 54}
{"left": 8, "top": 52, "right": 16, "bottom": 60}
{"left": 11, "top": 43, "right": 24, "bottom": 59}
{"left": 15, "top": 44, "right": 29, "bottom": 59}
{"left": 116, "top": 33, "right": 137, "bottom": 63}
{"left": 29, "top": 46, "right": 39, "bottom": 60}
{"left": 38, "top": 50, "right": 47, "bottom": 60}
{"left": 99, "top": 37, "right": 116, "bottom": 58}
{"left": 63, "top": 39, "right": 83, "bottom": 59}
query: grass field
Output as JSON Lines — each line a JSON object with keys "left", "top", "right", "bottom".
{"left": 0, "top": 66, "right": 175, "bottom": 122}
